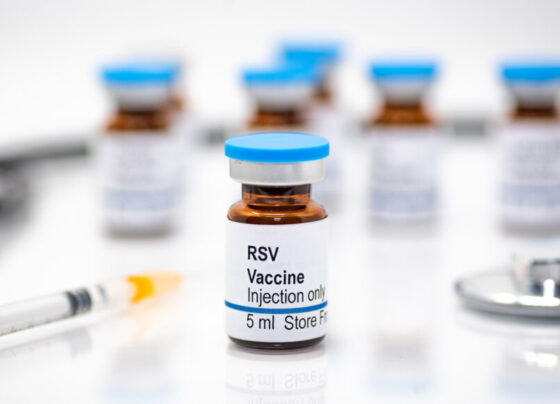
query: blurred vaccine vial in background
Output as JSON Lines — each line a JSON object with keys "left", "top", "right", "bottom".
{"left": 366, "top": 59, "right": 441, "bottom": 225}
{"left": 279, "top": 41, "right": 344, "bottom": 208}
{"left": 123, "top": 48, "right": 193, "bottom": 144}
{"left": 279, "top": 40, "right": 341, "bottom": 107}
{"left": 498, "top": 61, "right": 560, "bottom": 233}
{"left": 241, "top": 64, "right": 319, "bottom": 133}
{"left": 97, "top": 59, "right": 185, "bottom": 236}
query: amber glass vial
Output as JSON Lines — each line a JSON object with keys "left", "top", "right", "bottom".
{"left": 225, "top": 132, "right": 330, "bottom": 350}
{"left": 367, "top": 60, "right": 440, "bottom": 224}
{"left": 99, "top": 60, "right": 183, "bottom": 236}
{"left": 241, "top": 65, "right": 319, "bottom": 133}
{"left": 499, "top": 62, "right": 560, "bottom": 232}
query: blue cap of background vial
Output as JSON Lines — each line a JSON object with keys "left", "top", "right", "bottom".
{"left": 101, "top": 59, "right": 180, "bottom": 86}
{"left": 369, "top": 60, "right": 438, "bottom": 81}
{"left": 501, "top": 61, "right": 560, "bottom": 83}
{"left": 242, "top": 64, "right": 321, "bottom": 86}
{"left": 280, "top": 41, "right": 342, "bottom": 66}
{"left": 225, "top": 132, "right": 329, "bottom": 163}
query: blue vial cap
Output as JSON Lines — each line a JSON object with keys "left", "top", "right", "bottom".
{"left": 101, "top": 59, "right": 180, "bottom": 86}
{"left": 501, "top": 61, "right": 560, "bottom": 83}
{"left": 225, "top": 132, "right": 329, "bottom": 163}
{"left": 369, "top": 60, "right": 438, "bottom": 81}
{"left": 280, "top": 41, "right": 342, "bottom": 66}
{"left": 242, "top": 64, "right": 321, "bottom": 85}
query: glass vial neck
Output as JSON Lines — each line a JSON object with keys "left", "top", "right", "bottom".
{"left": 249, "top": 107, "right": 306, "bottom": 128}
{"left": 371, "top": 99, "right": 432, "bottom": 126}
{"left": 242, "top": 184, "right": 311, "bottom": 205}
{"left": 508, "top": 85, "right": 557, "bottom": 118}
{"left": 512, "top": 103, "right": 557, "bottom": 119}
{"left": 313, "top": 78, "right": 334, "bottom": 104}
{"left": 107, "top": 105, "right": 173, "bottom": 131}
{"left": 383, "top": 99, "right": 424, "bottom": 110}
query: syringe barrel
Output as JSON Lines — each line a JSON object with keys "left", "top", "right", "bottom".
{"left": 0, "top": 293, "right": 73, "bottom": 336}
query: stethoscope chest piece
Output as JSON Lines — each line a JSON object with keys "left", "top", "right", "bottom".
{"left": 456, "top": 243, "right": 560, "bottom": 318}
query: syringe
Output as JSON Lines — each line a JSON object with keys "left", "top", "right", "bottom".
{"left": 0, "top": 272, "right": 182, "bottom": 336}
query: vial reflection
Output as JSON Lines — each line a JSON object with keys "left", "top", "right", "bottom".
{"left": 366, "top": 232, "right": 439, "bottom": 396}
{"left": 225, "top": 345, "right": 327, "bottom": 403}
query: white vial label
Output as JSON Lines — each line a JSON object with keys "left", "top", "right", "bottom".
{"left": 368, "top": 128, "right": 440, "bottom": 221}
{"left": 500, "top": 122, "right": 560, "bottom": 227}
{"left": 98, "top": 131, "right": 182, "bottom": 233}
{"left": 226, "top": 220, "right": 328, "bottom": 343}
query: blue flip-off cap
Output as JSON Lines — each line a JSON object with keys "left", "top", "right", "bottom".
{"left": 369, "top": 59, "right": 438, "bottom": 81}
{"left": 501, "top": 61, "right": 560, "bottom": 83}
{"left": 242, "top": 64, "right": 321, "bottom": 85}
{"left": 101, "top": 59, "right": 180, "bottom": 85}
{"left": 280, "top": 41, "right": 341, "bottom": 65}
{"left": 225, "top": 132, "right": 329, "bottom": 163}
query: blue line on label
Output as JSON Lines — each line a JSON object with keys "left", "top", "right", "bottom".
{"left": 225, "top": 301, "right": 328, "bottom": 314}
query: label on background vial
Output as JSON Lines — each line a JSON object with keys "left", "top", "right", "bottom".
{"left": 500, "top": 122, "right": 560, "bottom": 226}
{"left": 368, "top": 127, "right": 440, "bottom": 220}
{"left": 98, "top": 131, "right": 183, "bottom": 233}
{"left": 226, "top": 220, "right": 328, "bottom": 343}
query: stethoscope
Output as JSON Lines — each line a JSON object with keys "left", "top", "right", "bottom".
{"left": 0, "top": 137, "right": 88, "bottom": 217}
{"left": 456, "top": 240, "right": 560, "bottom": 318}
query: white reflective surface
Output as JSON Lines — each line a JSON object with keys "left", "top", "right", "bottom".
{"left": 0, "top": 136, "right": 559, "bottom": 403}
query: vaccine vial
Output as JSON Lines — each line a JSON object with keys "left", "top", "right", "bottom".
{"left": 499, "top": 61, "right": 560, "bottom": 232}
{"left": 278, "top": 42, "right": 344, "bottom": 207}
{"left": 280, "top": 41, "right": 341, "bottom": 105}
{"left": 98, "top": 60, "right": 184, "bottom": 235}
{"left": 241, "top": 65, "right": 319, "bottom": 132}
{"left": 366, "top": 60, "right": 440, "bottom": 224}
{"left": 225, "top": 132, "right": 329, "bottom": 350}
